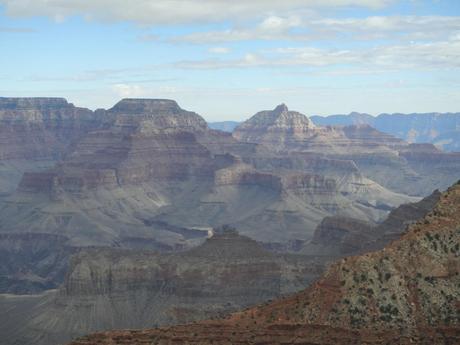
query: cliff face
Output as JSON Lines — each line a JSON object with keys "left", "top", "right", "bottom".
{"left": 0, "top": 231, "right": 328, "bottom": 345}
{"left": 70, "top": 181, "right": 460, "bottom": 345}
{"left": 0, "top": 97, "right": 109, "bottom": 197}
{"left": 0, "top": 97, "right": 105, "bottom": 161}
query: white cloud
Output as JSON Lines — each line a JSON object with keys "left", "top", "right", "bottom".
{"left": 112, "top": 83, "right": 178, "bottom": 98}
{"left": 175, "top": 36, "right": 460, "bottom": 71}
{"left": 0, "top": 0, "right": 392, "bottom": 25}
{"left": 312, "top": 15, "right": 460, "bottom": 40}
{"left": 112, "top": 83, "right": 147, "bottom": 98}
{"left": 172, "top": 15, "right": 308, "bottom": 43}
{"left": 208, "top": 47, "right": 231, "bottom": 54}
{"left": 171, "top": 15, "right": 460, "bottom": 43}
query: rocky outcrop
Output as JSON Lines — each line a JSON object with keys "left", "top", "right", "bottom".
{"left": 70, "top": 182, "right": 460, "bottom": 345}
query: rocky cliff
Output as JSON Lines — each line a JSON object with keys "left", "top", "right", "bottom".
{"left": 70, "top": 181, "right": 460, "bottom": 345}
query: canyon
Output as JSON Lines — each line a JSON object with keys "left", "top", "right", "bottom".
{"left": 1, "top": 98, "right": 459, "bottom": 294}
{"left": 0, "top": 194, "right": 442, "bottom": 345}
{"left": 0, "top": 97, "right": 459, "bottom": 345}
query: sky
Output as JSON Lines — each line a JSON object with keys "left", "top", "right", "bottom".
{"left": 0, "top": 0, "right": 459, "bottom": 121}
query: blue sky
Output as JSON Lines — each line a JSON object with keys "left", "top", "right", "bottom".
{"left": 0, "top": 0, "right": 459, "bottom": 121}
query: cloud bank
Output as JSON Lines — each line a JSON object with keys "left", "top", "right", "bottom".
{"left": 0, "top": 0, "right": 392, "bottom": 24}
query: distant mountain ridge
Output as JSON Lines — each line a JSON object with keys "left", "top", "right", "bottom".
{"left": 209, "top": 112, "right": 460, "bottom": 152}
{"left": 311, "top": 112, "right": 460, "bottom": 152}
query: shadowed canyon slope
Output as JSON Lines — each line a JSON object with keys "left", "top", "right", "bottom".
{"left": 70, "top": 181, "right": 460, "bottom": 345}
